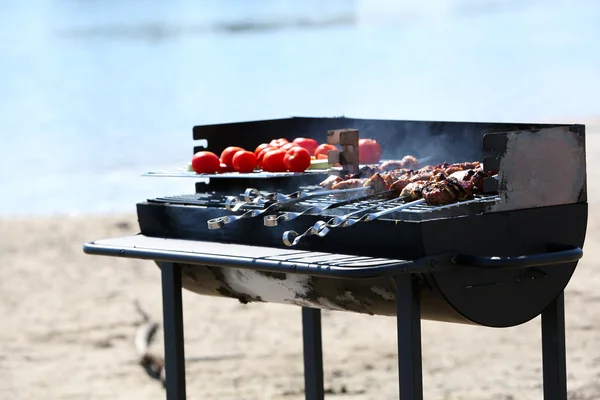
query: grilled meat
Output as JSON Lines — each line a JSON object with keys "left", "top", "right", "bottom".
{"left": 345, "top": 165, "right": 381, "bottom": 180}
{"left": 381, "top": 173, "right": 395, "bottom": 188}
{"left": 389, "top": 173, "right": 413, "bottom": 194}
{"left": 401, "top": 155, "right": 419, "bottom": 169}
{"left": 363, "top": 173, "right": 388, "bottom": 193}
{"left": 331, "top": 178, "right": 366, "bottom": 190}
{"left": 322, "top": 158, "right": 494, "bottom": 206}
{"left": 444, "top": 162, "right": 481, "bottom": 175}
{"left": 421, "top": 177, "right": 473, "bottom": 206}
{"left": 380, "top": 155, "right": 419, "bottom": 171}
{"left": 448, "top": 169, "right": 488, "bottom": 192}
{"left": 319, "top": 175, "right": 343, "bottom": 189}
{"left": 399, "top": 181, "right": 425, "bottom": 201}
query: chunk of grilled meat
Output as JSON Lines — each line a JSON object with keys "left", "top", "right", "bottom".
{"left": 409, "top": 168, "right": 446, "bottom": 183}
{"left": 399, "top": 181, "right": 425, "bottom": 201}
{"left": 319, "top": 175, "right": 343, "bottom": 189}
{"left": 401, "top": 155, "right": 420, "bottom": 169}
{"left": 380, "top": 155, "right": 419, "bottom": 171}
{"left": 381, "top": 173, "right": 395, "bottom": 188}
{"left": 444, "top": 161, "right": 481, "bottom": 175}
{"left": 331, "top": 178, "right": 366, "bottom": 190}
{"left": 448, "top": 169, "right": 487, "bottom": 192}
{"left": 344, "top": 165, "right": 382, "bottom": 180}
{"left": 421, "top": 177, "right": 473, "bottom": 206}
{"left": 362, "top": 173, "right": 388, "bottom": 193}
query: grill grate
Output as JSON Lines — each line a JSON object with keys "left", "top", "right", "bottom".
{"left": 148, "top": 191, "right": 500, "bottom": 221}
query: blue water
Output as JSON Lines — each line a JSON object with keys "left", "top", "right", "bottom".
{"left": 1, "top": 0, "right": 599, "bottom": 216}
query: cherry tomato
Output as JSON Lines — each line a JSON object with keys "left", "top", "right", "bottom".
{"left": 284, "top": 147, "right": 311, "bottom": 172}
{"left": 232, "top": 150, "right": 257, "bottom": 173}
{"left": 218, "top": 163, "right": 235, "bottom": 173}
{"left": 281, "top": 142, "right": 299, "bottom": 151}
{"left": 191, "top": 151, "right": 221, "bottom": 174}
{"left": 269, "top": 138, "right": 289, "bottom": 147}
{"left": 254, "top": 143, "right": 270, "bottom": 155}
{"left": 293, "top": 138, "right": 319, "bottom": 155}
{"left": 257, "top": 146, "right": 278, "bottom": 169}
{"left": 220, "top": 146, "right": 245, "bottom": 167}
{"left": 358, "top": 138, "right": 382, "bottom": 164}
{"left": 262, "top": 149, "right": 288, "bottom": 172}
{"left": 314, "top": 144, "right": 338, "bottom": 159}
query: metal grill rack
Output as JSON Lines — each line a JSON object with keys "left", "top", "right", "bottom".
{"left": 148, "top": 192, "right": 501, "bottom": 222}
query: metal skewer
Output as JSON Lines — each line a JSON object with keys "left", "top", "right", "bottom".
{"left": 207, "top": 186, "right": 370, "bottom": 230}
{"left": 263, "top": 189, "right": 396, "bottom": 227}
{"left": 282, "top": 196, "right": 422, "bottom": 247}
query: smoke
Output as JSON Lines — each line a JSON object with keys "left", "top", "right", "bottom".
{"left": 300, "top": 117, "right": 490, "bottom": 165}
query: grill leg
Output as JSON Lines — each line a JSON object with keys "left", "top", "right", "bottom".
{"left": 302, "top": 307, "right": 324, "bottom": 400}
{"left": 541, "top": 292, "right": 567, "bottom": 400}
{"left": 395, "top": 275, "right": 423, "bottom": 400}
{"left": 160, "top": 262, "right": 187, "bottom": 400}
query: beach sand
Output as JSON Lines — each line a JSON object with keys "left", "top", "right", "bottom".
{"left": 1, "top": 124, "right": 600, "bottom": 400}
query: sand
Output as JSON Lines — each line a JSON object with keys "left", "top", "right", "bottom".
{"left": 1, "top": 125, "right": 600, "bottom": 400}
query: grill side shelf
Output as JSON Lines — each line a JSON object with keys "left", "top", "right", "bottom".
{"left": 82, "top": 235, "right": 583, "bottom": 280}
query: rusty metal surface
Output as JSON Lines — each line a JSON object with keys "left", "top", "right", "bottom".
{"left": 489, "top": 127, "right": 587, "bottom": 212}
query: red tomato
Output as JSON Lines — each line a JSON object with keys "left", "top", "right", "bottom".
{"left": 269, "top": 138, "right": 289, "bottom": 147}
{"left": 314, "top": 144, "right": 338, "bottom": 159}
{"left": 358, "top": 138, "right": 382, "bottom": 164}
{"left": 220, "top": 146, "right": 245, "bottom": 167}
{"left": 218, "top": 163, "right": 235, "bottom": 173}
{"left": 281, "top": 142, "right": 299, "bottom": 151}
{"left": 293, "top": 138, "right": 319, "bottom": 155}
{"left": 284, "top": 147, "right": 311, "bottom": 172}
{"left": 232, "top": 150, "right": 257, "bottom": 173}
{"left": 257, "top": 146, "right": 278, "bottom": 169}
{"left": 191, "top": 151, "right": 220, "bottom": 174}
{"left": 254, "top": 143, "right": 270, "bottom": 155}
{"left": 262, "top": 149, "right": 288, "bottom": 172}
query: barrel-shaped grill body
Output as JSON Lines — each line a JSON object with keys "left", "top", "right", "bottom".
{"left": 138, "top": 117, "right": 588, "bottom": 328}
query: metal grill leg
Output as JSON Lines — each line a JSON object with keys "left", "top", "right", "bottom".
{"left": 542, "top": 292, "right": 567, "bottom": 400}
{"left": 160, "top": 262, "right": 187, "bottom": 400}
{"left": 395, "top": 275, "right": 423, "bottom": 400}
{"left": 302, "top": 307, "right": 324, "bottom": 400}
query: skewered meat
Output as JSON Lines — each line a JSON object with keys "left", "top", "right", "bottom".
{"left": 389, "top": 179, "right": 410, "bottom": 193}
{"left": 400, "top": 155, "right": 419, "bottom": 169}
{"left": 319, "top": 175, "right": 343, "bottom": 189}
{"left": 380, "top": 160, "right": 404, "bottom": 171}
{"left": 409, "top": 168, "right": 446, "bottom": 182}
{"left": 363, "top": 173, "right": 388, "bottom": 193}
{"left": 380, "top": 155, "right": 419, "bottom": 171}
{"left": 448, "top": 169, "right": 488, "bottom": 192}
{"left": 421, "top": 177, "right": 472, "bottom": 205}
{"left": 331, "top": 178, "right": 365, "bottom": 190}
{"left": 399, "top": 182, "right": 425, "bottom": 201}
{"left": 381, "top": 173, "right": 395, "bottom": 188}
{"left": 444, "top": 162, "right": 481, "bottom": 175}
{"left": 345, "top": 165, "right": 381, "bottom": 180}
{"left": 322, "top": 157, "right": 494, "bottom": 207}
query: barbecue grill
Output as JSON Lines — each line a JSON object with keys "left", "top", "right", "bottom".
{"left": 83, "top": 116, "right": 588, "bottom": 400}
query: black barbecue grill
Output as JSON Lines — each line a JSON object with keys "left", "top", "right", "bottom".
{"left": 83, "top": 116, "right": 588, "bottom": 400}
